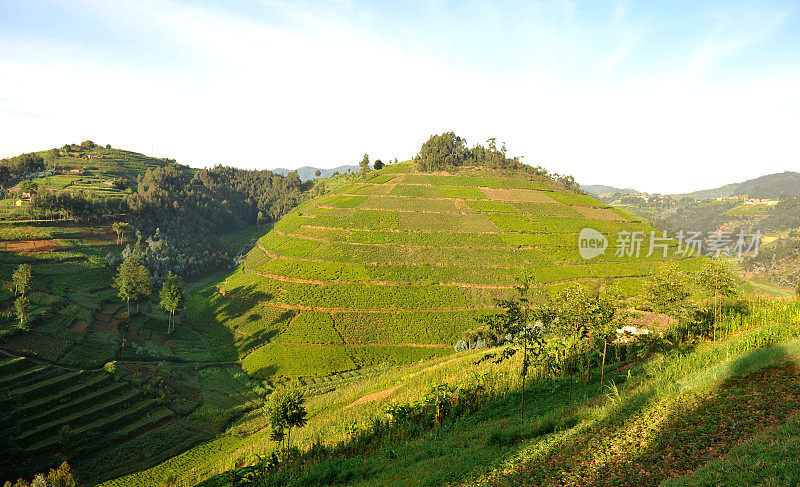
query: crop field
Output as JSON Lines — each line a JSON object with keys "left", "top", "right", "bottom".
{"left": 205, "top": 162, "right": 705, "bottom": 380}
{"left": 0, "top": 218, "right": 265, "bottom": 483}
{"left": 0, "top": 356, "right": 189, "bottom": 483}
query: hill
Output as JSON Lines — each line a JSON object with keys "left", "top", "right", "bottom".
{"left": 272, "top": 165, "right": 360, "bottom": 180}
{"left": 0, "top": 142, "right": 311, "bottom": 484}
{"left": 204, "top": 161, "right": 704, "bottom": 381}
{"left": 676, "top": 171, "right": 800, "bottom": 200}
{"left": 582, "top": 184, "right": 640, "bottom": 196}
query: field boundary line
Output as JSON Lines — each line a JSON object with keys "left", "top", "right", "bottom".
{"left": 246, "top": 269, "right": 516, "bottom": 290}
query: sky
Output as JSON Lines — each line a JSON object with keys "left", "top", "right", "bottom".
{"left": 1, "top": 0, "right": 799, "bottom": 193}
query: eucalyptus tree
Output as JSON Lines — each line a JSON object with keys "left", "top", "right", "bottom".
{"left": 12, "top": 263, "right": 33, "bottom": 297}
{"left": 697, "top": 258, "right": 738, "bottom": 341}
{"left": 159, "top": 272, "right": 185, "bottom": 334}
{"left": 475, "top": 276, "right": 553, "bottom": 425}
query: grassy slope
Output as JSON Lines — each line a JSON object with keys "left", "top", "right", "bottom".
{"left": 173, "top": 298, "right": 800, "bottom": 487}
{"left": 215, "top": 162, "right": 703, "bottom": 380}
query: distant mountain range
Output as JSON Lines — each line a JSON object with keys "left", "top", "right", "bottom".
{"left": 271, "top": 165, "right": 359, "bottom": 180}
{"left": 582, "top": 184, "right": 641, "bottom": 196}
{"left": 586, "top": 171, "right": 800, "bottom": 200}
{"left": 675, "top": 171, "right": 800, "bottom": 200}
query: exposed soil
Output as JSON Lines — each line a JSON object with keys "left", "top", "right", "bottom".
{"left": 70, "top": 321, "right": 90, "bottom": 333}
{"left": 344, "top": 384, "right": 401, "bottom": 409}
{"left": 96, "top": 312, "right": 117, "bottom": 334}
{"left": 4, "top": 239, "right": 64, "bottom": 253}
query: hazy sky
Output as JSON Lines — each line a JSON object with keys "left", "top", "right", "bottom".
{"left": 1, "top": 0, "right": 799, "bottom": 193}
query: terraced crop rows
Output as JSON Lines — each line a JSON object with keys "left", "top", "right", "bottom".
{"left": 217, "top": 163, "right": 702, "bottom": 378}
{"left": 0, "top": 356, "right": 173, "bottom": 480}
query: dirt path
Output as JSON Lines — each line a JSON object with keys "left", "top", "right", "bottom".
{"left": 344, "top": 384, "right": 402, "bottom": 409}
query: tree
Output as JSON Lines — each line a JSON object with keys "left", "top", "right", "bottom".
{"left": 415, "top": 132, "right": 469, "bottom": 171}
{"left": 113, "top": 256, "right": 152, "bottom": 314}
{"left": 118, "top": 312, "right": 130, "bottom": 350}
{"left": 544, "top": 283, "right": 622, "bottom": 401}
{"left": 697, "top": 258, "right": 738, "bottom": 342}
{"left": 59, "top": 425, "right": 73, "bottom": 456}
{"left": 359, "top": 153, "right": 371, "bottom": 176}
{"left": 20, "top": 180, "right": 38, "bottom": 195}
{"left": 0, "top": 165, "right": 10, "bottom": 190}
{"left": 44, "top": 148, "right": 60, "bottom": 171}
{"left": 159, "top": 272, "right": 185, "bottom": 334}
{"left": 12, "top": 263, "right": 33, "bottom": 297}
{"left": 314, "top": 169, "right": 321, "bottom": 177}
{"left": 4, "top": 462, "right": 78, "bottom": 487}
{"left": 645, "top": 262, "right": 691, "bottom": 316}
{"left": 112, "top": 221, "right": 129, "bottom": 245}
{"left": 475, "top": 277, "right": 551, "bottom": 425}
{"left": 373, "top": 159, "right": 384, "bottom": 170}
{"left": 264, "top": 383, "right": 308, "bottom": 451}
{"left": 80, "top": 140, "right": 96, "bottom": 150}
{"left": 15, "top": 296, "right": 29, "bottom": 328}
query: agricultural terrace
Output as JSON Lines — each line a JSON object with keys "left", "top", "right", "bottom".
{"left": 0, "top": 217, "right": 263, "bottom": 485}
{"left": 218, "top": 162, "right": 704, "bottom": 379}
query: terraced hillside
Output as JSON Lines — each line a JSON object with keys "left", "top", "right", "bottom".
{"left": 0, "top": 356, "right": 175, "bottom": 480}
{"left": 217, "top": 163, "right": 704, "bottom": 379}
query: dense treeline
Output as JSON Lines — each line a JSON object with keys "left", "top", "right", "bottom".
{"left": 31, "top": 191, "right": 126, "bottom": 221}
{"left": 414, "top": 132, "right": 577, "bottom": 189}
{"left": 127, "top": 165, "right": 306, "bottom": 231}
{"left": 741, "top": 232, "right": 800, "bottom": 288}
{"left": 0, "top": 153, "right": 45, "bottom": 190}
{"left": 21, "top": 159, "right": 310, "bottom": 280}
{"left": 758, "top": 198, "right": 800, "bottom": 232}
{"left": 116, "top": 164, "right": 309, "bottom": 281}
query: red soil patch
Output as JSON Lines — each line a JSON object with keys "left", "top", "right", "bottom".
{"left": 97, "top": 312, "right": 117, "bottom": 334}
{"left": 101, "top": 303, "right": 121, "bottom": 315}
{"left": 4, "top": 239, "right": 64, "bottom": 253}
{"left": 150, "top": 333, "right": 169, "bottom": 346}
{"left": 70, "top": 321, "right": 89, "bottom": 333}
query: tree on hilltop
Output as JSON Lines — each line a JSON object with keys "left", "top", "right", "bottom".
{"left": 373, "top": 159, "right": 384, "bottom": 170}
{"left": 314, "top": 169, "right": 321, "bottom": 177}
{"left": 415, "top": 132, "right": 469, "bottom": 171}
{"left": 113, "top": 256, "right": 152, "bottom": 315}
{"left": 359, "top": 153, "right": 371, "bottom": 176}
